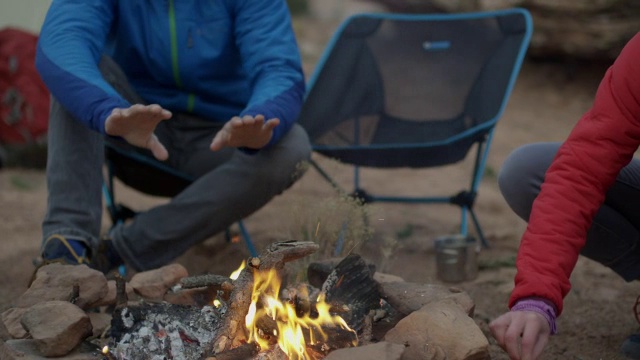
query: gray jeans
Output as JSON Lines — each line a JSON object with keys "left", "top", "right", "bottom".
{"left": 499, "top": 142, "right": 640, "bottom": 281}
{"left": 42, "top": 57, "right": 311, "bottom": 271}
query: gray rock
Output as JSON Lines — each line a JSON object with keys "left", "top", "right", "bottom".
{"left": 20, "top": 301, "right": 93, "bottom": 357}
{"left": 15, "top": 264, "right": 108, "bottom": 310}
{"left": 129, "top": 263, "right": 189, "bottom": 300}
{"left": 378, "top": 281, "right": 475, "bottom": 316}
{"left": 384, "top": 298, "right": 489, "bottom": 360}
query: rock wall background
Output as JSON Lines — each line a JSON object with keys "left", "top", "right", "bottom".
{"left": 361, "top": 0, "right": 640, "bottom": 60}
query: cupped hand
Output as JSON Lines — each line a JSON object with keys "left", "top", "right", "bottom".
{"left": 105, "top": 104, "right": 172, "bottom": 161}
{"left": 489, "top": 311, "right": 550, "bottom": 360}
{"left": 210, "top": 114, "right": 280, "bottom": 152}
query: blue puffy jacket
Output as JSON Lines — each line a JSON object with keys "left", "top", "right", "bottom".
{"left": 36, "top": 0, "right": 305, "bottom": 147}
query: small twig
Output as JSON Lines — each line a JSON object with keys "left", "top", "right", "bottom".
{"left": 68, "top": 283, "right": 80, "bottom": 304}
{"left": 180, "top": 274, "right": 232, "bottom": 289}
{"left": 115, "top": 274, "right": 127, "bottom": 309}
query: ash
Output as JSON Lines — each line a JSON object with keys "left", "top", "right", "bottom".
{"left": 109, "top": 302, "right": 225, "bottom": 360}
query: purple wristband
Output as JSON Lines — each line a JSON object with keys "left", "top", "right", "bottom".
{"left": 511, "top": 298, "right": 558, "bottom": 335}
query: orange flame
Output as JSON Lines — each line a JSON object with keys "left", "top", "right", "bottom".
{"left": 245, "top": 268, "right": 357, "bottom": 359}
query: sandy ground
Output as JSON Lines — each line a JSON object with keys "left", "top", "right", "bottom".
{"left": 2, "top": 6, "right": 640, "bottom": 360}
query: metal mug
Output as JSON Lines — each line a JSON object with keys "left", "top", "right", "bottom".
{"left": 434, "top": 235, "right": 479, "bottom": 283}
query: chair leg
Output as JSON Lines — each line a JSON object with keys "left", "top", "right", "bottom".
{"left": 468, "top": 207, "right": 489, "bottom": 248}
{"left": 237, "top": 220, "right": 258, "bottom": 257}
{"left": 224, "top": 222, "right": 257, "bottom": 257}
{"left": 227, "top": 220, "right": 258, "bottom": 257}
{"left": 309, "top": 158, "right": 349, "bottom": 196}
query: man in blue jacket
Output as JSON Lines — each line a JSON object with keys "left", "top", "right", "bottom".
{"left": 35, "top": 0, "right": 311, "bottom": 272}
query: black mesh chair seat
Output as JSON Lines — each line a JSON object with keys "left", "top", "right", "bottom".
{"left": 105, "top": 143, "right": 192, "bottom": 198}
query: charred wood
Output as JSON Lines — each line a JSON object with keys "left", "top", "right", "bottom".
{"left": 307, "top": 326, "right": 358, "bottom": 355}
{"left": 321, "top": 254, "right": 382, "bottom": 333}
{"left": 308, "top": 259, "right": 376, "bottom": 289}
{"left": 205, "top": 342, "right": 260, "bottom": 360}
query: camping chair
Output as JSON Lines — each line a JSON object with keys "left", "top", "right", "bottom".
{"left": 102, "top": 141, "right": 258, "bottom": 257}
{"left": 297, "top": 9, "right": 533, "bottom": 248}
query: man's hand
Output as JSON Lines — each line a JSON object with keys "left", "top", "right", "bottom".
{"left": 105, "top": 104, "right": 172, "bottom": 161}
{"left": 490, "top": 311, "right": 550, "bottom": 360}
{"left": 210, "top": 114, "right": 279, "bottom": 151}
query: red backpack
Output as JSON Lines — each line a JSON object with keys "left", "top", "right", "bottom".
{"left": 0, "top": 27, "right": 49, "bottom": 146}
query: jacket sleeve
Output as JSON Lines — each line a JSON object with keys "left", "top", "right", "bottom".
{"left": 231, "top": 0, "right": 306, "bottom": 147}
{"left": 509, "top": 33, "right": 640, "bottom": 315}
{"left": 35, "top": 0, "right": 130, "bottom": 134}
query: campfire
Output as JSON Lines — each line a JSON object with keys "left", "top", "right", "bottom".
{"left": 1, "top": 240, "right": 492, "bottom": 360}
{"left": 106, "top": 241, "right": 380, "bottom": 360}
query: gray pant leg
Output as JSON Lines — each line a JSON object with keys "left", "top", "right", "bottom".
{"left": 42, "top": 56, "right": 145, "bottom": 250}
{"left": 499, "top": 142, "right": 640, "bottom": 281}
{"left": 41, "top": 101, "right": 105, "bottom": 249}
{"left": 111, "top": 124, "right": 311, "bottom": 271}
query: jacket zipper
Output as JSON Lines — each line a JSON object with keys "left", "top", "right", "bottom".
{"left": 168, "top": 0, "right": 182, "bottom": 88}
{"left": 168, "top": 0, "right": 196, "bottom": 112}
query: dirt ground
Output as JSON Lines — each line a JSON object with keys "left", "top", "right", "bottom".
{"left": 2, "top": 7, "right": 640, "bottom": 360}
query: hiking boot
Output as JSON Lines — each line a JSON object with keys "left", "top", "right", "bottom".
{"left": 31, "top": 234, "right": 93, "bottom": 286}
{"left": 40, "top": 234, "right": 92, "bottom": 266}
{"left": 622, "top": 334, "right": 640, "bottom": 359}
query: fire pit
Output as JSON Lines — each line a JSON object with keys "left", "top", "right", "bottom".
{"left": 1, "top": 240, "right": 490, "bottom": 360}
{"left": 106, "top": 241, "right": 380, "bottom": 360}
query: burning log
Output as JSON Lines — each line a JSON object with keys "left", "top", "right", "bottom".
{"left": 212, "top": 240, "right": 319, "bottom": 354}
{"left": 204, "top": 342, "right": 260, "bottom": 360}
{"left": 239, "top": 252, "right": 377, "bottom": 359}
{"left": 205, "top": 343, "right": 260, "bottom": 360}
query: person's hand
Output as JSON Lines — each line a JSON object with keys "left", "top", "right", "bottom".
{"left": 210, "top": 114, "right": 279, "bottom": 151}
{"left": 490, "top": 310, "right": 551, "bottom": 360}
{"left": 105, "top": 104, "right": 172, "bottom": 161}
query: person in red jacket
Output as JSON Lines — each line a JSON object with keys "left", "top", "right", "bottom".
{"left": 490, "top": 32, "right": 640, "bottom": 360}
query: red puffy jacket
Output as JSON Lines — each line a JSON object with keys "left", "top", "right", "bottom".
{"left": 510, "top": 33, "right": 640, "bottom": 315}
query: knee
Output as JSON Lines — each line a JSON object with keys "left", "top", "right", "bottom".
{"left": 275, "top": 125, "right": 311, "bottom": 172}
{"left": 498, "top": 145, "right": 532, "bottom": 197}
{"left": 498, "top": 143, "right": 549, "bottom": 220}
{"left": 259, "top": 125, "right": 312, "bottom": 189}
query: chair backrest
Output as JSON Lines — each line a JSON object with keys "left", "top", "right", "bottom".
{"left": 298, "top": 9, "right": 532, "bottom": 168}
